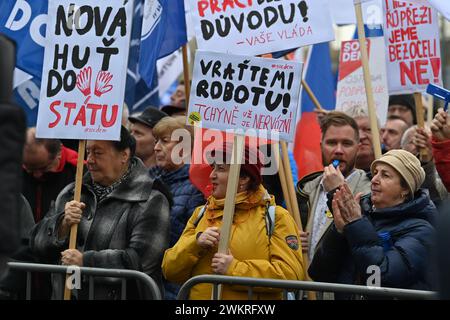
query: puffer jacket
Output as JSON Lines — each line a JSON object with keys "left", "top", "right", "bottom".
{"left": 162, "top": 185, "right": 305, "bottom": 300}
{"left": 30, "top": 158, "right": 170, "bottom": 300}
{"left": 308, "top": 189, "right": 436, "bottom": 299}
{"left": 149, "top": 164, "right": 205, "bottom": 246}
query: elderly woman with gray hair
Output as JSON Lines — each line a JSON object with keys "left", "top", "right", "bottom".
{"left": 308, "top": 149, "right": 436, "bottom": 299}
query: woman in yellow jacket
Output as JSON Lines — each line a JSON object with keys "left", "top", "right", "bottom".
{"left": 162, "top": 143, "right": 305, "bottom": 299}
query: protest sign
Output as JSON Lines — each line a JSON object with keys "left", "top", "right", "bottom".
{"left": 36, "top": 0, "right": 133, "bottom": 140}
{"left": 187, "top": 51, "right": 303, "bottom": 142}
{"left": 336, "top": 38, "right": 389, "bottom": 125}
{"left": 383, "top": 0, "right": 442, "bottom": 94}
{"left": 189, "top": 0, "right": 334, "bottom": 56}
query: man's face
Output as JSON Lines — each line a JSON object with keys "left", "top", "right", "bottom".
{"left": 321, "top": 125, "right": 360, "bottom": 177}
{"left": 355, "top": 117, "right": 374, "bottom": 159}
{"left": 86, "top": 140, "right": 128, "bottom": 186}
{"left": 170, "top": 84, "right": 186, "bottom": 107}
{"left": 388, "top": 104, "right": 414, "bottom": 127}
{"left": 130, "top": 122, "right": 156, "bottom": 162}
{"left": 23, "top": 144, "right": 59, "bottom": 179}
{"left": 381, "top": 119, "right": 409, "bottom": 151}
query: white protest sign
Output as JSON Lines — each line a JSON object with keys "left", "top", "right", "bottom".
{"left": 189, "top": 0, "right": 334, "bottom": 56}
{"left": 401, "top": 0, "right": 450, "bottom": 20}
{"left": 187, "top": 51, "right": 303, "bottom": 142}
{"left": 336, "top": 38, "right": 389, "bottom": 125}
{"left": 36, "top": 0, "right": 133, "bottom": 140}
{"left": 383, "top": 0, "right": 442, "bottom": 94}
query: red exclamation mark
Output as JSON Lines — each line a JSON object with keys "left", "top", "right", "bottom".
{"left": 430, "top": 58, "right": 441, "bottom": 83}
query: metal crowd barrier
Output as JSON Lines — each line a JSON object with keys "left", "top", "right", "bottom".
{"left": 177, "top": 275, "right": 437, "bottom": 300}
{"left": 7, "top": 262, "right": 162, "bottom": 300}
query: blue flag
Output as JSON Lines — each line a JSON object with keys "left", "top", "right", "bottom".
{"left": 139, "top": 0, "right": 187, "bottom": 87}
{"left": 0, "top": 0, "right": 47, "bottom": 80}
{"left": 126, "top": 0, "right": 160, "bottom": 113}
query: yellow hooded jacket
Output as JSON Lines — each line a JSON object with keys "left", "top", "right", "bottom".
{"left": 162, "top": 185, "right": 305, "bottom": 300}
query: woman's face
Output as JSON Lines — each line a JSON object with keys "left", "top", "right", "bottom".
{"left": 86, "top": 140, "right": 129, "bottom": 186}
{"left": 209, "top": 163, "right": 230, "bottom": 199}
{"left": 154, "top": 134, "right": 183, "bottom": 171}
{"left": 371, "top": 163, "right": 409, "bottom": 209}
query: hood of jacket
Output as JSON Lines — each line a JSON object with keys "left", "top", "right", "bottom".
{"left": 204, "top": 184, "right": 273, "bottom": 220}
{"left": 363, "top": 188, "right": 436, "bottom": 226}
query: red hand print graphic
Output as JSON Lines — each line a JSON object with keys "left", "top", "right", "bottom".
{"left": 94, "top": 71, "right": 114, "bottom": 97}
{"left": 76, "top": 67, "right": 92, "bottom": 96}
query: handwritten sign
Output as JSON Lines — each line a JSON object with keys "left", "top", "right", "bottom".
{"left": 336, "top": 38, "right": 389, "bottom": 125}
{"left": 189, "top": 0, "right": 334, "bottom": 56}
{"left": 187, "top": 51, "right": 302, "bottom": 142}
{"left": 36, "top": 0, "right": 133, "bottom": 140}
{"left": 383, "top": 0, "right": 442, "bottom": 94}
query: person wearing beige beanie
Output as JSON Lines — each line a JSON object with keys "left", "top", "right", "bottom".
{"left": 370, "top": 149, "right": 425, "bottom": 201}
{"left": 309, "top": 150, "right": 437, "bottom": 297}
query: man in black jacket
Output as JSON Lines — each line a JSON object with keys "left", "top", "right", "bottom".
{"left": 0, "top": 35, "right": 26, "bottom": 277}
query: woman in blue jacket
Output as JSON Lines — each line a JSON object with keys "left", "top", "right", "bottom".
{"left": 308, "top": 149, "right": 436, "bottom": 298}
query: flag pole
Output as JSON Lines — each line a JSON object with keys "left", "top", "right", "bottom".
{"left": 64, "top": 139, "right": 86, "bottom": 300}
{"left": 354, "top": 1, "right": 382, "bottom": 159}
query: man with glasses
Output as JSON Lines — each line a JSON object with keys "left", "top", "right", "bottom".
{"left": 22, "top": 128, "right": 82, "bottom": 223}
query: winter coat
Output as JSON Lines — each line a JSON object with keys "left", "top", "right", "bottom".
{"left": 296, "top": 169, "right": 371, "bottom": 253}
{"left": 162, "top": 185, "right": 305, "bottom": 300}
{"left": 308, "top": 189, "right": 436, "bottom": 299}
{"left": 432, "top": 138, "right": 450, "bottom": 192}
{"left": 30, "top": 158, "right": 170, "bottom": 300}
{"left": 149, "top": 164, "right": 204, "bottom": 246}
{"left": 0, "top": 101, "right": 26, "bottom": 275}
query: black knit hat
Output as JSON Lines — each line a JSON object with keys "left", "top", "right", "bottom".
{"left": 388, "top": 94, "right": 417, "bottom": 124}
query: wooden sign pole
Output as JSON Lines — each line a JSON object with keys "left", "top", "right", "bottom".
{"left": 64, "top": 139, "right": 86, "bottom": 300}
{"left": 354, "top": 1, "right": 382, "bottom": 160}
{"left": 414, "top": 92, "right": 428, "bottom": 160}
{"left": 280, "top": 141, "right": 316, "bottom": 300}
{"left": 215, "top": 134, "right": 245, "bottom": 299}
{"left": 182, "top": 44, "right": 191, "bottom": 107}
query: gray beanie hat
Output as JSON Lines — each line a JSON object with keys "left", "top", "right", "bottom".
{"left": 370, "top": 149, "right": 425, "bottom": 196}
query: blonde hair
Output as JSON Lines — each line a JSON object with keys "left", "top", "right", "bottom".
{"left": 153, "top": 116, "right": 194, "bottom": 147}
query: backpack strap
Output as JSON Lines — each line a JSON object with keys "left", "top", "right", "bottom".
{"left": 265, "top": 203, "right": 276, "bottom": 239}
{"left": 193, "top": 205, "right": 207, "bottom": 227}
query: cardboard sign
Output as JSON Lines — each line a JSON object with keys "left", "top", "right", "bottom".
{"left": 187, "top": 51, "right": 303, "bottom": 142}
{"left": 336, "top": 38, "right": 389, "bottom": 125}
{"left": 36, "top": 0, "right": 133, "bottom": 140}
{"left": 189, "top": 0, "right": 334, "bottom": 56}
{"left": 383, "top": 0, "right": 442, "bottom": 94}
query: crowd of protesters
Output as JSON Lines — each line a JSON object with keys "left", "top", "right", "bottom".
{"left": 1, "top": 70, "right": 450, "bottom": 300}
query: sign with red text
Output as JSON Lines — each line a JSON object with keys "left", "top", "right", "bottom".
{"left": 187, "top": 51, "right": 303, "bottom": 142}
{"left": 36, "top": 0, "right": 133, "bottom": 140}
{"left": 336, "top": 38, "right": 389, "bottom": 125}
{"left": 189, "top": 0, "right": 334, "bottom": 56}
{"left": 383, "top": 0, "right": 442, "bottom": 94}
